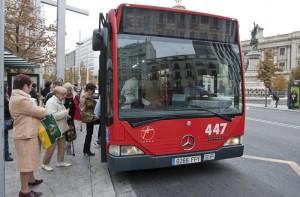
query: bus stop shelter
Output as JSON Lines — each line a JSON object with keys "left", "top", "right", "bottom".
{"left": 3, "top": 49, "right": 40, "bottom": 89}
{"left": 1, "top": 49, "right": 38, "bottom": 196}
{"left": 4, "top": 49, "right": 39, "bottom": 71}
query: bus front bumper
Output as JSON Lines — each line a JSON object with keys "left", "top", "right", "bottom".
{"left": 107, "top": 145, "right": 244, "bottom": 172}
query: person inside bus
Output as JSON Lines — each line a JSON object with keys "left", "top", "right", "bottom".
{"left": 183, "top": 75, "right": 210, "bottom": 100}
{"left": 144, "top": 68, "right": 163, "bottom": 108}
{"left": 218, "top": 80, "right": 226, "bottom": 95}
{"left": 120, "top": 69, "right": 139, "bottom": 109}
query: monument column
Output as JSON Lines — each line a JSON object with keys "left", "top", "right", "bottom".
{"left": 245, "top": 22, "right": 265, "bottom": 97}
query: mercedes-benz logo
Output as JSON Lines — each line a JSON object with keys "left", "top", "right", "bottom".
{"left": 181, "top": 135, "right": 195, "bottom": 151}
{"left": 186, "top": 121, "right": 191, "bottom": 126}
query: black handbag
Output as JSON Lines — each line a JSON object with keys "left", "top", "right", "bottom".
{"left": 65, "top": 119, "right": 77, "bottom": 142}
{"left": 4, "top": 118, "right": 13, "bottom": 130}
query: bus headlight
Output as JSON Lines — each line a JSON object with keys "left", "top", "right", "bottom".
{"left": 223, "top": 136, "right": 242, "bottom": 146}
{"left": 109, "top": 145, "right": 144, "bottom": 156}
{"left": 121, "top": 146, "right": 144, "bottom": 156}
{"left": 109, "top": 145, "right": 120, "bottom": 156}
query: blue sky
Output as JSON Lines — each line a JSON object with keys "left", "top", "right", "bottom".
{"left": 43, "top": 0, "right": 300, "bottom": 52}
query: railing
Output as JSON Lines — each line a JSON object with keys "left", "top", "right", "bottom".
{"left": 245, "top": 90, "right": 287, "bottom": 98}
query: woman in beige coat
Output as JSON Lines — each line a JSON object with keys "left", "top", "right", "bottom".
{"left": 42, "top": 86, "right": 72, "bottom": 171}
{"left": 9, "top": 74, "right": 46, "bottom": 197}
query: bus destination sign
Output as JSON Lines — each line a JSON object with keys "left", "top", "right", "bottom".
{"left": 120, "top": 7, "right": 238, "bottom": 43}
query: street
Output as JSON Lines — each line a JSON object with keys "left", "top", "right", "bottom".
{"left": 110, "top": 106, "right": 300, "bottom": 197}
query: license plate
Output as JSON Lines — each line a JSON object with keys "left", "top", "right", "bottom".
{"left": 172, "top": 155, "right": 201, "bottom": 166}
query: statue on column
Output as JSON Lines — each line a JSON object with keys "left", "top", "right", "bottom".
{"left": 250, "top": 21, "right": 260, "bottom": 51}
{"left": 245, "top": 22, "right": 262, "bottom": 72}
{"left": 173, "top": 0, "right": 186, "bottom": 9}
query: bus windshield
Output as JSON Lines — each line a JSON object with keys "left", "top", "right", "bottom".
{"left": 118, "top": 34, "right": 243, "bottom": 120}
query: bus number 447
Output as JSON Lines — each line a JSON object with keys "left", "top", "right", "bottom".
{"left": 205, "top": 123, "right": 227, "bottom": 135}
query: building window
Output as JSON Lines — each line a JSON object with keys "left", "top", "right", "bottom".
{"left": 279, "top": 62, "right": 285, "bottom": 70}
{"left": 185, "top": 62, "right": 192, "bottom": 69}
{"left": 279, "top": 48, "right": 285, "bottom": 55}
{"left": 298, "top": 45, "right": 300, "bottom": 54}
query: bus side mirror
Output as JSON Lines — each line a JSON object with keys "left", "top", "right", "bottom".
{"left": 92, "top": 28, "right": 108, "bottom": 51}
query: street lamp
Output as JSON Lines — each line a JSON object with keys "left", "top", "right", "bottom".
{"left": 76, "top": 41, "right": 84, "bottom": 87}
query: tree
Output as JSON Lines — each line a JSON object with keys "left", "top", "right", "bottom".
{"left": 272, "top": 74, "right": 288, "bottom": 91}
{"left": 64, "top": 69, "right": 72, "bottom": 84}
{"left": 87, "top": 70, "right": 94, "bottom": 83}
{"left": 42, "top": 73, "right": 56, "bottom": 82}
{"left": 7, "top": 67, "right": 34, "bottom": 74}
{"left": 289, "top": 65, "right": 300, "bottom": 84}
{"left": 4, "top": 0, "right": 57, "bottom": 65}
{"left": 80, "top": 61, "right": 87, "bottom": 85}
{"left": 257, "top": 50, "right": 281, "bottom": 92}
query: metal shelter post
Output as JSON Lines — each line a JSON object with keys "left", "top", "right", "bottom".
{"left": 0, "top": 0, "right": 5, "bottom": 196}
{"left": 76, "top": 31, "right": 83, "bottom": 87}
{"left": 40, "top": 0, "right": 89, "bottom": 80}
{"left": 56, "top": 0, "right": 66, "bottom": 80}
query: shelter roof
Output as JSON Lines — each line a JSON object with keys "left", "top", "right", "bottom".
{"left": 4, "top": 49, "right": 39, "bottom": 68}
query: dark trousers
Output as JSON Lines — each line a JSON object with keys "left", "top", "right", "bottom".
{"left": 83, "top": 122, "right": 95, "bottom": 153}
{"left": 291, "top": 102, "right": 296, "bottom": 109}
{"left": 4, "top": 128, "right": 9, "bottom": 158}
{"left": 275, "top": 99, "right": 279, "bottom": 108}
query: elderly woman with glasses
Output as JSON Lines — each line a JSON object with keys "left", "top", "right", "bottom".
{"left": 41, "top": 86, "right": 72, "bottom": 171}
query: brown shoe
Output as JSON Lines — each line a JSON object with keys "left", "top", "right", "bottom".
{"left": 28, "top": 179, "right": 43, "bottom": 186}
{"left": 19, "top": 190, "right": 42, "bottom": 197}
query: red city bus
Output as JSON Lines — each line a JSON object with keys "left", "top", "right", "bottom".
{"left": 93, "top": 3, "right": 245, "bottom": 172}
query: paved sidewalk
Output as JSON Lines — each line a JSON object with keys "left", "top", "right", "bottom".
{"left": 5, "top": 124, "right": 116, "bottom": 197}
{"left": 246, "top": 103, "right": 300, "bottom": 112}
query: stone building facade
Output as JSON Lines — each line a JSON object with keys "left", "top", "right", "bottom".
{"left": 241, "top": 30, "right": 300, "bottom": 97}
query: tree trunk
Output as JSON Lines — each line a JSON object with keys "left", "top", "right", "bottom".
{"left": 16, "top": 25, "right": 19, "bottom": 53}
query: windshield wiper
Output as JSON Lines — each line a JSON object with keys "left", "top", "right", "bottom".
{"left": 186, "top": 106, "right": 233, "bottom": 122}
{"left": 130, "top": 116, "right": 170, "bottom": 127}
{"left": 129, "top": 113, "right": 197, "bottom": 127}
{"left": 128, "top": 107, "right": 232, "bottom": 127}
